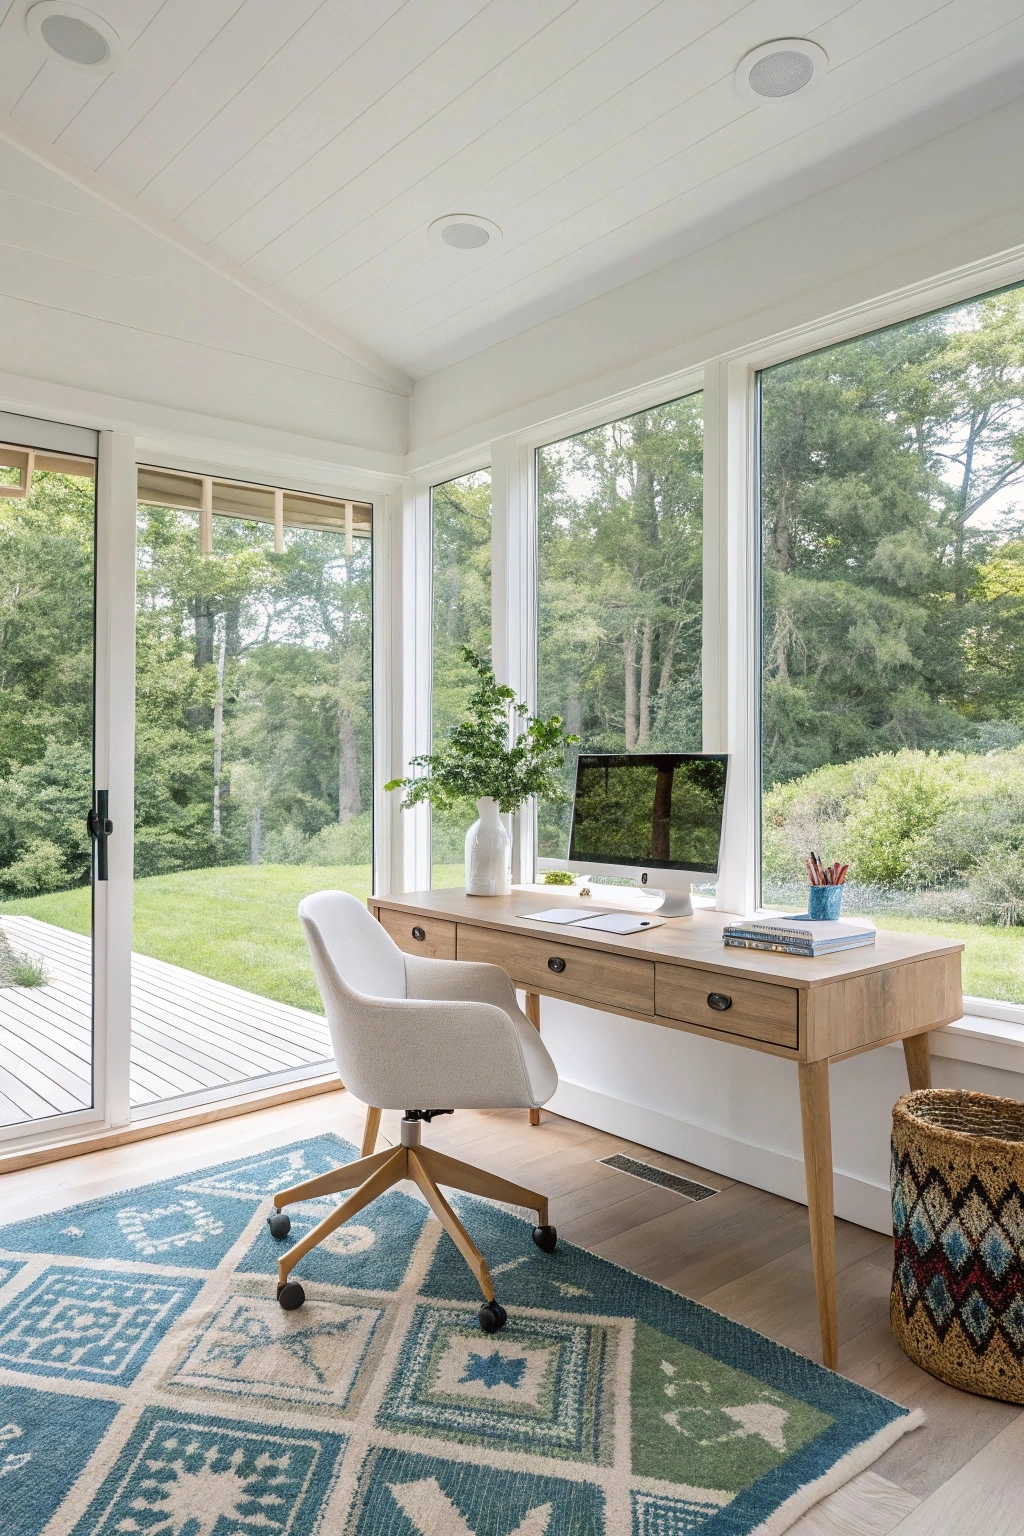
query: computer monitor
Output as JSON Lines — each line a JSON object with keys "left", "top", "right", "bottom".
{"left": 558, "top": 752, "right": 729, "bottom": 917}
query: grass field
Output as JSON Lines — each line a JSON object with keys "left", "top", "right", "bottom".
{"left": 3, "top": 865, "right": 1022, "bottom": 1008}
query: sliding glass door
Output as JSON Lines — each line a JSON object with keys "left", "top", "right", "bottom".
{"left": 0, "top": 423, "right": 101, "bottom": 1136}
{"left": 131, "top": 469, "right": 373, "bottom": 1114}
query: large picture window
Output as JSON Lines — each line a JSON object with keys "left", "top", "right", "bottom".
{"left": 430, "top": 470, "right": 491, "bottom": 887}
{"left": 759, "top": 286, "right": 1024, "bottom": 1004}
{"left": 537, "top": 394, "right": 704, "bottom": 861}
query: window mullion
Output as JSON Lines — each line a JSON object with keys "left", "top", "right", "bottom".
{"left": 491, "top": 436, "right": 536, "bottom": 884}
{"left": 704, "top": 361, "right": 759, "bottom": 917}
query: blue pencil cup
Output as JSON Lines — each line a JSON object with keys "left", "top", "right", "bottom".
{"left": 808, "top": 884, "right": 843, "bottom": 920}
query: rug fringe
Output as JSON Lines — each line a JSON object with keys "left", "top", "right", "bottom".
{"left": 749, "top": 1407, "right": 926, "bottom": 1536}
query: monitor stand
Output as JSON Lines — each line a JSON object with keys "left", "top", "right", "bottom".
{"left": 644, "top": 884, "right": 693, "bottom": 918}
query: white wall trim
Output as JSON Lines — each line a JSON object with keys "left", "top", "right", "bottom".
{"left": 934, "top": 1014, "right": 1024, "bottom": 1076}
{"left": 0, "top": 112, "right": 412, "bottom": 397}
{"left": 0, "top": 368, "right": 406, "bottom": 479}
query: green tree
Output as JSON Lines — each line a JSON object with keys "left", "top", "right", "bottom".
{"left": 537, "top": 394, "right": 704, "bottom": 854}
{"left": 760, "top": 287, "right": 1024, "bottom": 789}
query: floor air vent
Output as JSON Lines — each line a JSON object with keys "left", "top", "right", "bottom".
{"left": 599, "top": 1153, "right": 719, "bottom": 1202}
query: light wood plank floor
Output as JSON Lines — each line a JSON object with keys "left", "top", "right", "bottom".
{"left": 0, "top": 1092, "right": 1017, "bottom": 1535}
{"left": 0, "top": 916, "right": 332, "bottom": 1125}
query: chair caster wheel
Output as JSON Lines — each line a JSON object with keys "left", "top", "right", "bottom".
{"left": 478, "top": 1300, "right": 507, "bottom": 1333}
{"left": 277, "top": 1281, "right": 305, "bottom": 1311}
{"left": 267, "top": 1212, "right": 291, "bottom": 1240}
{"left": 532, "top": 1224, "right": 557, "bottom": 1253}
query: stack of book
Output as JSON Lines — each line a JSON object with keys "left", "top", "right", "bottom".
{"left": 722, "top": 917, "right": 876, "bottom": 957}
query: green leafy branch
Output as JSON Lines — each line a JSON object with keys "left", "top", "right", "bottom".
{"left": 385, "top": 649, "right": 578, "bottom": 815}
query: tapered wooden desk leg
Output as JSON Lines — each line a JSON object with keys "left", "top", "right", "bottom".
{"left": 903, "top": 1033, "right": 932, "bottom": 1092}
{"left": 525, "top": 992, "right": 542, "bottom": 1126}
{"left": 799, "top": 1059, "right": 839, "bottom": 1371}
{"left": 361, "top": 1106, "right": 382, "bottom": 1157}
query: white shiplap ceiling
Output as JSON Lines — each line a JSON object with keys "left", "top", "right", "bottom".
{"left": 1, "top": 0, "right": 1023, "bottom": 381}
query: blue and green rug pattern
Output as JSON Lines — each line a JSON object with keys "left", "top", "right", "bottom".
{"left": 0, "top": 1133, "right": 919, "bottom": 1535}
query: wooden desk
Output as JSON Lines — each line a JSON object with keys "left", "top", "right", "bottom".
{"left": 368, "top": 888, "right": 963, "bottom": 1369}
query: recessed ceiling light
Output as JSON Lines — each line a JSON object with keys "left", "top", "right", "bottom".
{"left": 735, "top": 39, "right": 827, "bottom": 103}
{"left": 26, "top": 2, "right": 121, "bottom": 73}
{"left": 429, "top": 214, "right": 502, "bottom": 250}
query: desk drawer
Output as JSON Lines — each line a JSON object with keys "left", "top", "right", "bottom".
{"left": 457, "top": 924, "right": 654, "bottom": 1014}
{"left": 377, "top": 908, "right": 457, "bottom": 960}
{"left": 656, "top": 964, "right": 798, "bottom": 1050}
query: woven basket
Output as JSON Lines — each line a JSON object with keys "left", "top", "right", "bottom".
{"left": 891, "top": 1089, "right": 1024, "bottom": 1402}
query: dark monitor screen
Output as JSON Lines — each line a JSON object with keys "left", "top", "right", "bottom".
{"left": 568, "top": 753, "right": 728, "bottom": 874}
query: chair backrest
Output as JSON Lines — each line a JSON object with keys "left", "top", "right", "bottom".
{"left": 298, "top": 890, "right": 407, "bottom": 1002}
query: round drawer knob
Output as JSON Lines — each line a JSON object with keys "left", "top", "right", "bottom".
{"left": 547, "top": 956, "right": 566, "bottom": 974}
{"left": 411, "top": 926, "right": 426, "bottom": 942}
{"left": 707, "top": 992, "right": 732, "bottom": 1012}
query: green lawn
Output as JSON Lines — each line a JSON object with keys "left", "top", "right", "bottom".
{"left": 0, "top": 865, "right": 373, "bottom": 1013}
{"left": 5, "top": 865, "right": 1022, "bottom": 1009}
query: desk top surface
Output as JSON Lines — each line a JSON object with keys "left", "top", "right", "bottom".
{"left": 369, "top": 887, "right": 963, "bottom": 990}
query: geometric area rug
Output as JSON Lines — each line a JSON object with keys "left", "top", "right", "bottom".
{"left": 0, "top": 1133, "right": 922, "bottom": 1536}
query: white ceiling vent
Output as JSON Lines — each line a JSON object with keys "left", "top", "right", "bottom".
{"left": 429, "top": 214, "right": 502, "bottom": 250}
{"left": 735, "top": 39, "right": 827, "bottom": 103}
{"left": 26, "top": 2, "right": 121, "bottom": 73}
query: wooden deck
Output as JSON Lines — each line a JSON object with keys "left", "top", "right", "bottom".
{"left": 0, "top": 915, "right": 333, "bottom": 1127}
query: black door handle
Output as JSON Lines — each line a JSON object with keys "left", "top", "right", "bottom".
{"left": 707, "top": 992, "right": 732, "bottom": 1012}
{"left": 87, "top": 790, "right": 113, "bottom": 881}
{"left": 547, "top": 956, "right": 566, "bottom": 974}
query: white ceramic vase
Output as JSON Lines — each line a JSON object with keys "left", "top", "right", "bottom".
{"left": 465, "top": 796, "right": 512, "bottom": 896}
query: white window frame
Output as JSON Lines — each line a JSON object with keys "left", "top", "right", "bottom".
{"left": 0, "top": 421, "right": 124, "bottom": 1152}
{"left": 476, "top": 239, "right": 1024, "bottom": 1032}
{"left": 507, "top": 370, "right": 707, "bottom": 884}
{"left": 711, "top": 251, "right": 1024, "bottom": 1029}
{"left": 400, "top": 453, "right": 498, "bottom": 891}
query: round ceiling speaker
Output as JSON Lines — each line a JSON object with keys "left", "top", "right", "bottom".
{"left": 735, "top": 39, "right": 827, "bottom": 103}
{"left": 429, "top": 214, "right": 502, "bottom": 250}
{"left": 26, "top": 2, "right": 122, "bottom": 73}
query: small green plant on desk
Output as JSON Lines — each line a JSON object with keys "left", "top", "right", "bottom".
{"left": 385, "top": 649, "right": 578, "bottom": 896}
{"left": 385, "top": 649, "right": 577, "bottom": 814}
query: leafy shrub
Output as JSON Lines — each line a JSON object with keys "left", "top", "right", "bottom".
{"left": 303, "top": 814, "right": 372, "bottom": 865}
{"left": 763, "top": 745, "right": 1024, "bottom": 891}
{"left": 255, "top": 812, "right": 373, "bottom": 868}
{"left": 0, "top": 839, "right": 70, "bottom": 896}
{"left": 964, "top": 850, "right": 1024, "bottom": 927}
{"left": 259, "top": 825, "right": 310, "bottom": 865}
{"left": 0, "top": 741, "right": 92, "bottom": 894}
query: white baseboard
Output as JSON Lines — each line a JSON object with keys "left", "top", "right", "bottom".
{"left": 547, "top": 1078, "right": 894, "bottom": 1235}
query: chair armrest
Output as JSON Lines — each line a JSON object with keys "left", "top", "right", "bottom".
{"left": 332, "top": 992, "right": 543, "bottom": 1110}
{"left": 404, "top": 954, "right": 520, "bottom": 1016}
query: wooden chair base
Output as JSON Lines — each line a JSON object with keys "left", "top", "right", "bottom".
{"left": 273, "top": 1143, "right": 549, "bottom": 1304}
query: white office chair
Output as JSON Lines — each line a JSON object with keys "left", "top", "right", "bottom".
{"left": 268, "top": 890, "right": 559, "bottom": 1332}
